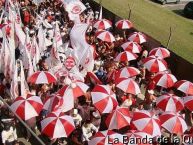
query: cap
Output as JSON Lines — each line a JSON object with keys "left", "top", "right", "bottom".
{"left": 148, "top": 90, "right": 154, "bottom": 95}
{"left": 73, "top": 109, "right": 78, "bottom": 115}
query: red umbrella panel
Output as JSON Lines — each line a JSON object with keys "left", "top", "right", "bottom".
{"left": 149, "top": 47, "right": 170, "bottom": 58}
{"left": 121, "top": 41, "right": 142, "bottom": 54}
{"left": 115, "top": 19, "right": 133, "bottom": 30}
{"left": 128, "top": 32, "right": 147, "bottom": 44}
{"left": 174, "top": 80, "right": 193, "bottom": 95}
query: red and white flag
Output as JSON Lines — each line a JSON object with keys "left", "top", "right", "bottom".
{"left": 10, "top": 62, "right": 18, "bottom": 99}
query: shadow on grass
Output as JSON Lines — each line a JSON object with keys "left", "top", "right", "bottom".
{"left": 172, "top": 9, "right": 184, "bottom": 16}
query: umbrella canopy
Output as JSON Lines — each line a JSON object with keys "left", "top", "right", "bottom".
{"left": 183, "top": 96, "right": 193, "bottom": 111}
{"left": 116, "top": 78, "right": 141, "bottom": 95}
{"left": 86, "top": 72, "right": 102, "bottom": 85}
{"left": 91, "top": 85, "right": 118, "bottom": 114}
{"left": 153, "top": 73, "right": 177, "bottom": 88}
{"left": 115, "top": 19, "right": 133, "bottom": 29}
{"left": 128, "top": 32, "right": 146, "bottom": 44}
{"left": 93, "top": 19, "right": 112, "bottom": 30}
{"left": 41, "top": 110, "right": 75, "bottom": 139}
{"left": 142, "top": 56, "right": 168, "bottom": 73}
{"left": 96, "top": 30, "right": 115, "bottom": 42}
{"left": 115, "top": 51, "right": 138, "bottom": 62}
{"left": 125, "top": 130, "right": 152, "bottom": 145}
{"left": 156, "top": 93, "right": 184, "bottom": 112}
{"left": 116, "top": 67, "right": 140, "bottom": 79}
{"left": 131, "top": 110, "right": 161, "bottom": 137}
{"left": 88, "top": 130, "right": 124, "bottom": 145}
{"left": 149, "top": 47, "right": 170, "bottom": 58}
{"left": 107, "top": 70, "right": 118, "bottom": 83}
{"left": 105, "top": 107, "right": 131, "bottom": 130}
{"left": 11, "top": 94, "right": 43, "bottom": 120}
{"left": 43, "top": 94, "right": 64, "bottom": 113}
{"left": 159, "top": 111, "right": 188, "bottom": 135}
{"left": 28, "top": 71, "right": 57, "bottom": 84}
{"left": 174, "top": 80, "right": 193, "bottom": 95}
{"left": 58, "top": 80, "right": 89, "bottom": 98}
{"left": 121, "top": 41, "right": 142, "bottom": 54}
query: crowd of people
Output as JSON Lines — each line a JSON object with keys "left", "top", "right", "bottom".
{"left": 0, "top": 0, "right": 193, "bottom": 145}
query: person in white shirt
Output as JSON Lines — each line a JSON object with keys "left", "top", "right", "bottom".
{"left": 1, "top": 125, "right": 17, "bottom": 145}
{"left": 71, "top": 109, "right": 82, "bottom": 128}
{"left": 82, "top": 120, "right": 98, "bottom": 143}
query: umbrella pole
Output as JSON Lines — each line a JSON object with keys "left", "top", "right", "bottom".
{"left": 0, "top": 96, "right": 46, "bottom": 145}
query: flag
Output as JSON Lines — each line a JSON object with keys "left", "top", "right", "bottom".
{"left": 65, "top": 1, "right": 86, "bottom": 24}
{"left": 99, "top": 5, "right": 103, "bottom": 20}
{"left": 10, "top": 62, "right": 18, "bottom": 99}
{"left": 70, "top": 23, "right": 94, "bottom": 76}
{"left": 19, "top": 60, "right": 29, "bottom": 96}
{"left": 33, "top": 0, "right": 45, "bottom": 5}
{"left": 38, "top": 25, "right": 46, "bottom": 53}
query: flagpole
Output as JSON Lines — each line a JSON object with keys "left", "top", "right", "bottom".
{"left": 0, "top": 96, "right": 46, "bottom": 145}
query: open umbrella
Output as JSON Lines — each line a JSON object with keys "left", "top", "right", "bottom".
{"left": 128, "top": 32, "right": 146, "bottom": 44}
{"left": 41, "top": 110, "right": 75, "bottom": 139}
{"left": 159, "top": 111, "right": 188, "bottom": 135}
{"left": 96, "top": 30, "right": 115, "bottom": 42}
{"left": 142, "top": 56, "right": 168, "bottom": 73}
{"left": 153, "top": 72, "right": 177, "bottom": 88}
{"left": 183, "top": 96, "right": 193, "bottom": 111}
{"left": 105, "top": 107, "right": 131, "bottom": 130}
{"left": 116, "top": 67, "right": 140, "bottom": 79}
{"left": 149, "top": 47, "right": 170, "bottom": 58}
{"left": 43, "top": 94, "right": 64, "bottom": 112}
{"left": 115, "top": 51, "right": 138, "bottom": 62}
{"left": 121, "top": 41, "right": 142, "bottom": 54}
{"left": 28, "top": 71, "right": 57, "bottom": 84}
{"left": 11, "top": 94, "right": 43, "bottom": 120}
{"left": 91, "top": 85, "right": 118, "bottom": 114}
{"left": 131, "top": 110, "right": 161, "bottom": 137}
{"left": 125, "top": 130, "right": 152, "bottom": 145}
{"left": 156, "top": 93, "right": 184, "bottom": 112}
{"left": 116, "top": 78, "right": 141, "bottom": 95}
{"left": 93, "top": 19, "right": 112, "bottom": 30}
{"left": 88, "top": 130, "right": 124, "bottom": 145}
{"left": 174, "top": 80, "right": 193, "bottom": 95}
{"left": 86, "top": 72, "right": 102, "bottom": 85}
{"left": 115, "top": 19, "right": 133, "bottom": 29}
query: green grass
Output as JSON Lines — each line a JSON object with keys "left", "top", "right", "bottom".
{"left": 95, "top": 0, "right": 193, "bottom": 64}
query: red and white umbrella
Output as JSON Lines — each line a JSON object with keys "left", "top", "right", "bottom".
{"left": 149, "top": 47, "right": 170, "bottom": 58}
{"left": 28, "top": 71, "right": 57, "bottom": 84}
{"left": 142, "top": 56, "right": 168, "bottom": 73}
{"left": 125, "top": 130, "right": 152, "bottom": 145}
{"left": 57, "top": 81, "right": 89, "bottom": 112}
{"left": 116, "top": 78, "right": 141, "bottom": 95}
{"left": 43, "top": 94, "right": 64, "bottom": 112}
{"left": 41, "top": 110, "right": 75, "bottom": 139}
{"left": 160, "top": 111, "right": 188, "bottom": 135}
{"left": 153, "top": 72, "right": 177, "bottom": 88}
{"left": 11, "top": 94, "right": 43, "bottom": 120}
{"left": 86, "top": 72, "right": 102, "bottom": 85}
{"left": 105, "top": 107, "right": 131, "bottom": 130}
{"left": 96, "top": 30, "right": 115, "bottom": 42}
{"left": 88, "top": 130, "right": 124, "bottom": 145}
{"left": 115, "top": 19, "right": 133, "bottom": 29}
{"left": 174, "top": 80, "right": 193, "bottom": 95}
{"left": 58, "top": 80, "right": 89, "bottom": 98}
{"left": 93, "top": 19, "right": 112, "bottom": 30}
{"left": 91, "top": 85, "right": 118, "bottom": 114}
{"left": 156, "top": 93, "right": 184, "bottom": 112}
{"left": 115, "top": 51, "right": 138, "bottom": 62}
{"left": 131, "top": 110, "right": 161, "bottom": 137}
{"left": 107, "top": 70, "right": 118, "bottom": 83}
{"left": 128, "top": 32, "right": 146, "bottom": 44}
{"left": 183, "top": 96, "right": 193, "bottom": 111}
{"left": 116, "top": 67, "right": 140, "bottom": 79}
{"left": 121, "top": 41, "right": 142, "bottom": 54}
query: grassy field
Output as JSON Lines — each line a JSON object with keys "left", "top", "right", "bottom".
{"left": 95, "top": 0, "right": 193, "bottom": 64}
